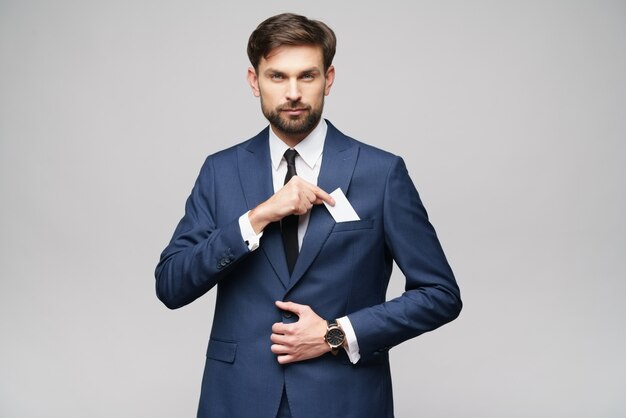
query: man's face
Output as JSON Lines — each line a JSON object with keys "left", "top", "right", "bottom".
{"left": 248, "top": 45, "right": 335, "bottom": 144}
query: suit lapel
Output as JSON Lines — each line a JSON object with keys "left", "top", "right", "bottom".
{"left": 288, "top": 122, "right": 360, "bottom": 291}
{"left": 237, "top": 128, "right": 291, "bottom": 288}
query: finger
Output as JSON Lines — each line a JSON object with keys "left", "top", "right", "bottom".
{"left": 294, "top": 192, "right": 312, "bottom": 215}
{"left": 270, "top": 344, "right": 290, "bottom": 355}
{"left": 270, "top": 333, "right": 289, "bottom": 344}
{"left": 275, "top": 300, "right": 308, "bottom": 316}
{"left": 287, "top": 179, "right": 334, "bottom": 206}
{"left": 300, "top": 196, "right": 313, "bottom": 213}
{"left": 311, "top": 186, "right": 335, "bottom": 206}
{"left": 277, "top": 354, "right": 295, "bottom": 364}
{"left": 302, "top": 190, "right": 317, "bottom": 210}
{"left": 271, "top": 322, "right": 288, "bottom": 334}
{"left": 303, "top": 190, "right": 315, "bottom": 207}
{"left": 288, "top": 176, "right": 311, "bottom": 187}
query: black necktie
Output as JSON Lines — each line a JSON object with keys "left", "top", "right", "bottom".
{"left": 282, "top": 149, "right": 299, "bottom": 275}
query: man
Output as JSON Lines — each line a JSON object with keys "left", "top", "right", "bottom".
{"left": 156, "top": 13, "right": 461, "bottom": 418}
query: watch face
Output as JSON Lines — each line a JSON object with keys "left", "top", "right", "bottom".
{"left": 326, "top": 327, "right": 345, "bottom": 347}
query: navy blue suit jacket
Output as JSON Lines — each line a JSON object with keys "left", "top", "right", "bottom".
{"left": 155, "top": 121, "right": 462, "bottom": 418}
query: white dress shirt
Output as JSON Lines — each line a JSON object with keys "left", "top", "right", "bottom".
{"left": 238, "top": 120, "right": 360, "bottom": 363}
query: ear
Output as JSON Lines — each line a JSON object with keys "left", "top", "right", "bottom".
{"left": 324, "top": 65, "right": 335, "bottom": 96}
{"left": 247, "top": 67, "right": 260, "bottom": 97}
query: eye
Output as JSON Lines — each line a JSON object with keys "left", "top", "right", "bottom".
{"left": 301, "top": 73, "right": 315, "bottom": 80}
{"left": 270, "top": 73, "right": 284, "bottom": 81}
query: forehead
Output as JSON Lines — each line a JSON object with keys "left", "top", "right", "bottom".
{"left": 259, "top": 45, "right": 324, "bottom": 72}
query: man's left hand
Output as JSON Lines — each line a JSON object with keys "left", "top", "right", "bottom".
{"left": 270, "top": 301, "right": 330, "bottom": 364}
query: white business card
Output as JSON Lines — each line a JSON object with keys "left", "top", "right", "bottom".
{"left": 324, "top": 188, "right": 360, "bottom": 222}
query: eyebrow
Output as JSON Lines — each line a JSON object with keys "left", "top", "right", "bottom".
{"left": 263, "top": 67, "right": 322, "bottom": 76}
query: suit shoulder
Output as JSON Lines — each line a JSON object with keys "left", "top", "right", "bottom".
{"left": 354, "top": 138, "right": 398, "bottom": 161}
{"left": 200, "top": 128, "right": 268, "bottom": 166}
{"left": 339, "top": 133, "right": 402, "bottom": 173}
{"left": 327, "top": 121, "right": 400, "bottom": 165}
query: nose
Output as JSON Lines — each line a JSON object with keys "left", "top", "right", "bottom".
{"left": 285, "top": 79, "right": 301, "bottom": 102}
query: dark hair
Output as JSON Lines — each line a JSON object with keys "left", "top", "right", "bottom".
{"left": 247, "top": 13, "right": 336, "bottom": 71}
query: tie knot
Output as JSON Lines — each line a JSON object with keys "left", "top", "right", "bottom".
{"left": 284, "top": 149, "right": 298, "bottom": 166}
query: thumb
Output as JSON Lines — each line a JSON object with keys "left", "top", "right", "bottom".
{"left": 275, "top": 300, "right": 307, "bottom": 316}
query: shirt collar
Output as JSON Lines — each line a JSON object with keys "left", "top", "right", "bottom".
{"left": 269, "top": 119, "right": 327, "bottom": 171}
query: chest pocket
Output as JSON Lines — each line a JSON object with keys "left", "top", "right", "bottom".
{"left": 331, "top": 219, "right": 374, "bottom": 233}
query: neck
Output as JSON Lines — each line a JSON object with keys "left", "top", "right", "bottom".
{"left": 270, "top": 125, "right": 310, "bottom": 148}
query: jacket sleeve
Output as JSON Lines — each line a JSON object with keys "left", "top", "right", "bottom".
{"left": 154, "top": 156, "right": 250, "bottom": 309}
{"left": 347, "top": 157, "right": 462, "bottom": 361}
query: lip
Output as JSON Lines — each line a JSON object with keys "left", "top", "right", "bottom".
{"left": 282, "top": 108, "right": 307, "bottom": 115}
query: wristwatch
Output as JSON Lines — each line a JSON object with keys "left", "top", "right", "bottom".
{"left": 324, "top": 319, "right": 346, "bottom": 355}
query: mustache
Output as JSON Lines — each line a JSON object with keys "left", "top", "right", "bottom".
{"left": 278, "top": 102, "right": 311, "bottom": 111}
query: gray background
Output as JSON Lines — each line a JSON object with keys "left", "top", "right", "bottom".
{"left": 1, "top": 1, "right": 624, "bottom": 417}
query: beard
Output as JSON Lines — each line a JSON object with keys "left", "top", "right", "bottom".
{"left": 261, "top": 98, "right": 324, "bottom": 137}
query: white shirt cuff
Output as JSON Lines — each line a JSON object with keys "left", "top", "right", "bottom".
{"left": 337, "top": 316, "right": 360, "bottom": 364}
{"left": 238, "top": 211, "right": 263, "bottom": 251}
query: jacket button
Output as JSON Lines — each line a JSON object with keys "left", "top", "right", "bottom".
{"left": 281, "top": 310, "right": 293, "bottom": 319}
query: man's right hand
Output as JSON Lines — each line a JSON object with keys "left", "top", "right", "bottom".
{"left": 248, "top": 176, "right": 335, "bottom": 234}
